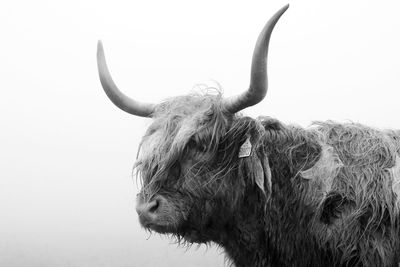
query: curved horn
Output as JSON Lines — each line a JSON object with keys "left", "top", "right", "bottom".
{"left": 223, "top": 4, "right": 289, "bottom": 113}
{"left": 97, "top": 41, "right": 156, "bottom": 117}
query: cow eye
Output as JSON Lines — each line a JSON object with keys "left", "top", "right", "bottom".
{"left": 187, "top": 139, "right": 197, "bottom": 149}
{"left": 198, "top": 144, "right": 208, "bottom": 152}
{"left": 169, "top": 162, "right": 181, "bottom": 179}
{"left": 187, "top": 138, "right": 207, "bottom": 153}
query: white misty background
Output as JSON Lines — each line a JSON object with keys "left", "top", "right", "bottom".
{"left": 0, "top": 0, "right": 399, "bottom": 266}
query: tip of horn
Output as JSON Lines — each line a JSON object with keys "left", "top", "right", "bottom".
{"left": 274, "top": 4, "right": 290, "bottom": 20}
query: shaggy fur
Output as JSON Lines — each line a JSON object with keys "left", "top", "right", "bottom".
{"left": 134, "top": 93, "right": 400, "bottom": 267}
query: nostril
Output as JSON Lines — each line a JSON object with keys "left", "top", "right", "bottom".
{"left": 135, "top": 195, "right": 166, "bottom": 217}
{"left": 148, "top": 199, "right": 159, "bottom": 213}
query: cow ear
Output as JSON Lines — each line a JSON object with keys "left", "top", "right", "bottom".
{"left": 252, "top": 154, "right": 271, "bottom": 197}
{"left": 253, "top": 157, "right": 265, "bottom": 194}
{"left": 261, "top": 155, "right": 272, "bottom": 196}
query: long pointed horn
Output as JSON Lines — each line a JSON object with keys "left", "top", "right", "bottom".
{"left": 223, "top": 4, "right": 289, "bottom": 113}
{"left": 97, "top": 41, "right": 156, "bottom": 117}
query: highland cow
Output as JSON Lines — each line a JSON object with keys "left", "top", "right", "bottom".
{"left": 96, "top": 4, "right": 400, "bottom": 267}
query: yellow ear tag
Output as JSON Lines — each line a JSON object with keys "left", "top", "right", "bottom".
{"left": 238, "top": 137, "right": 252, "bottom": 158}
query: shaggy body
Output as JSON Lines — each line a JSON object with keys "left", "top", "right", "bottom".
{"left": 133, "top": 95, "right": 400, "bottom": 267}
{"left": 222, "top": 118, "right": 400, "bottom": 266}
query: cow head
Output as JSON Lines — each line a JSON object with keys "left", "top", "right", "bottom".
{"left": 97, "top": 5, "right": 288, "bottom": 243}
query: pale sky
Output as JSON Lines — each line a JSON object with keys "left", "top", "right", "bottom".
{"left": 1, "top": 0, "right": 399, "bottom": 266}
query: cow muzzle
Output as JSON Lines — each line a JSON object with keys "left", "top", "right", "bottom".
{"left": 135, "top": 195, "right": 168, "bottom": 230}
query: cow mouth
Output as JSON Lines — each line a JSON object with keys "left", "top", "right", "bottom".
{"left": 139, "top": 218, "right": 177, "bottom": 234}
{"left": 140, "top": 218, "right": 207, "bottom": 243}
{"left": 136, "top": 201, "right": 209, "bottom": 243}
